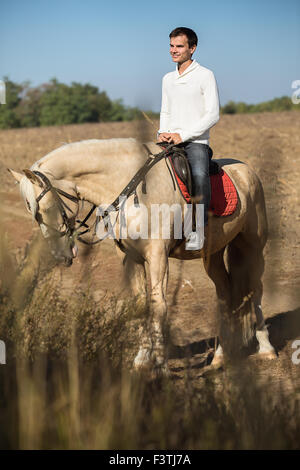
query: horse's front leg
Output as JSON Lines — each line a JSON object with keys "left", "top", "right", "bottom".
{"left": 133, "top": 242, "right": 169, "bottom": 373}
{"left": 115, "top": 245, "right": 148, "bottom": 311}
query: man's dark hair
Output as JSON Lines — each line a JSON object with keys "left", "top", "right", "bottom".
{"left": 169, "top": 27, "right": 198, "bottom": 48}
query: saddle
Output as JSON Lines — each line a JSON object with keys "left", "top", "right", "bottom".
{"left": 161, "top": 143, "right": 238, "bottom": 217}
{"left": 164, "top": 144, "right": 220, "bottom": 197}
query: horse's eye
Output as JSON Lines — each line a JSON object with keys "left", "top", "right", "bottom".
{"left": 45, "top": 206, "right": 56, "bottom": 215}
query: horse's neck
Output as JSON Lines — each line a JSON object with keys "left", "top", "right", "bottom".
{"left": 35, "top": 139, "right": 151, "bottom": 205}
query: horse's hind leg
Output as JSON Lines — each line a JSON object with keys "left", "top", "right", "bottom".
{"left": 243, "top": 236, "right": 276, "bottom": 357}
{"left": 227, "top": 233, "right": 276, "bottom": 358}
{"left": 203, "top": 248, "right": 231, "bottom": 365}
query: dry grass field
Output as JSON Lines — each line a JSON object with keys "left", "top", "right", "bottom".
{"left": 0, "top": 112, "right": 299, "bottom": 449}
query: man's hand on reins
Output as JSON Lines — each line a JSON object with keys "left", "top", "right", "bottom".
{"left": 157, "top": 132, "right": 183, "bottom": 145}
{"left": 157, "top": 132, "right": 171, "bottom": 143}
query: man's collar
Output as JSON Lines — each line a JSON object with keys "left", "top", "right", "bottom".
{"left": 176, "top": 59, "right": 199, "bottom": 77}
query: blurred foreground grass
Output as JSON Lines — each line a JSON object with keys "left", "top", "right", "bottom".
{"left": 0, "top": 216, "right": 299, "bottom": 450}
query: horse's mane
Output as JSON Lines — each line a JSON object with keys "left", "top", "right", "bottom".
{"left": 19, "top": 177, "right": 37, "bottom": 219}
{"left": 31, "top": 138, "right": 139, "bottom": 170}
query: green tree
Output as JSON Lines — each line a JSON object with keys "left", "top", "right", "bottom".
{"left": 235, "top": 102, "right": 250, "bottom": 113}
{"left": 109, "top": 99, "right": 127, "bottom": 121}
{"left": 222, "top": 100, "right": 237, "bottom": 114}
{"left": 39, "top": 79, "right": 80, "bottom": 126}
{"left": 39, "top": 79, "right": 113, "bottom": 126}
{"left": 15, "top": 82, "right": 46, "bottom": 127}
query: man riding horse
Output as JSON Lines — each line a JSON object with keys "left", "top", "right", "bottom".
{"left": 9, "top": 27, "right": 276, "bottom": 373}
{"left": 158, "top": 27, "right": 220, "bottom": 250}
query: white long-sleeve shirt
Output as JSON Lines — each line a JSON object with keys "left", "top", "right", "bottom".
{"left": 158, "top": 60, "right": 220, "bottom": 144}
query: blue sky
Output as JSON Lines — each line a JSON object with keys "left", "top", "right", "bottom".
{"left": 1, "top": 0, "right": 299, "bottom": 110}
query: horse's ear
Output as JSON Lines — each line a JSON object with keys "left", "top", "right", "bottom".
{"left": 7, "top": 168, "right": 25, "bottom": 184}
{"left": 22, "top": 169, "right": 43, "bottom": 187}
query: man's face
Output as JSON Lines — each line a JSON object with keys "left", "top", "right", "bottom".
{"left": 169, "top": 34, "right": 196, "bottom": 64}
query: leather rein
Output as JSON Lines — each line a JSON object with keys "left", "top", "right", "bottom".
{"left": 32, "top": 143, "right": 176, "bottom": 246}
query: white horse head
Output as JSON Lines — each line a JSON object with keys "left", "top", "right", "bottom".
{"left": 9, "top": 168, "right": 79, "bottom": 266}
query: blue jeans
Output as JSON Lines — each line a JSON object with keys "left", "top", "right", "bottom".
{"left": 183, "top": 142, "right": 211, "bottom": 226}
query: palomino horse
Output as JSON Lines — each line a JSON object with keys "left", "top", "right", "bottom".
{"left": 9, "top": 138, "right": 276, "bottom": 372}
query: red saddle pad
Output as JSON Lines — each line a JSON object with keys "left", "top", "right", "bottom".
{"left": 169, "top": 158, "right": 238, "bottom": 217}
{"left": 209, "top": 169, "right": 238, "bottom": 216}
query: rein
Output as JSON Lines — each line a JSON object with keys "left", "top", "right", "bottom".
{"left": 93, "top": 142, "right": 177, "bottom": 244}
{"left": 32, "top": 143, "right": 176, "bottom": 245}
{"left": 103, "top": 143, "right": 175, "bottom": 211}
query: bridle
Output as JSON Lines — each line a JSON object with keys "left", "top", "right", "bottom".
{"left": 33, "top": 170, "right": 98, "bottom": 244}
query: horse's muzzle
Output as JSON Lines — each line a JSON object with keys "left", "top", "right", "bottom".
{"left": 49, "top": 238, "right": 77, "bottom": 267}
{"left": 64, "top": 257, "right": 73, "bottom": 267}
{"left": 50, "top": 249, "right": 73, "bottom": 266}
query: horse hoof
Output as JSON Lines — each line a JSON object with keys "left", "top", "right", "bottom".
{"left": 133, "top": 348, "right": 152, "bottom": 369}
{"left": 210, "top": 354, "right": 224, "bottom": 369}
{"left": 133, "top": 349, "right": 170, "bottom": 378}
{"left": 256, "top": 350, "right": 277, "bottom": 360}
